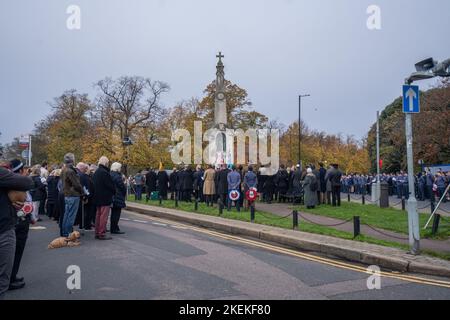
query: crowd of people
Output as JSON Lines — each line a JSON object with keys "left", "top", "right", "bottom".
{"left": 0, "top": 153, "right": 128, "bottom": 297}
{"left": 340, "top": 170, "right": 450, "bottom": 202}
{"left": 129, "top": 164, "right": 450, "bottom": 209}
{"left": 128, "top": 162, "right": 345, "bottom": 210}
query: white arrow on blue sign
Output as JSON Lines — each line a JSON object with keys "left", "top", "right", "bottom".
{"left": 402, "top": 85, "right": 420, "bottom": 113}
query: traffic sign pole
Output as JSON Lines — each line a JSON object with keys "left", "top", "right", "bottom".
{"left": 376, "top": 111, "right": 381, "bottom": 206}
{"left": 404, "top": 82, "right": 420, "bottom": 255}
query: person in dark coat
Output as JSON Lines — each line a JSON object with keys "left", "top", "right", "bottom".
{"left": 263, "top": 174, "right": 275, "bottom": 204}
{"left": 0, "top": 166, "right": 33, "bottom": 297}
{"left": 275, "top": 165, "right": 289, "bottom": 203}
{"left": 169, "top": 168, "right": 178, "bottom": 200}
{"left": 192, "top": 165, "right": 204, "bottom": 202}
{"left": 257, "top": 166, "right": 267, "bottom": 202}
{"left": 145, "top": 168, "right": 157, "bottom": 201}
{"left": 75, "top": 162, "right": 91, "bottom": 229}
{"left": 181, "top": 165, "right": 194, "bottom": 202}
{"left": 327, "top": 164, "right": 343, "bottom": 207}
{"left": 318, "top": 162, "right": 327, "bottom": 205}
{"left": 110, "top": 162, "right": 126, "bottom": 234}
{"left": 84, "top": 165, "right": 96, "bottom": 228}
{"left": 216, "top": 165, "right": 229, "bottom": 207}
{"left": 237, "top": 165, "right": 245, "bottom": 207}
{"left": 311, "top": 164, "right": 321, "bottom": 206}
{"left": 292, "top": 165, "right": 303, "bottom": 203}
{"left": 175, "top": 166, "right": 184, "bottom": 201}
{"left": 92, "top": 156, "right": 115, "bottom": 240}
{"left": 7, "top": 160, "right": 34, "bottom": 291}
{"left": 46, "top": 169, "right": 61, "bottom": 219}
{"left": 157, "top": 167, "right": 169, "bottom": 200}
{"left": 287, "top": 166, "right": 294, "bottom": 200}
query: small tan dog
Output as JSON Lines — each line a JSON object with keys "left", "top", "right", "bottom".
{"left": 48, "top": 231, "right": 81, "bottom": 249}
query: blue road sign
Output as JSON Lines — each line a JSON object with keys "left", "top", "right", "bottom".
{"left": 403, "top": 85, "right": 420, "bottom": 113}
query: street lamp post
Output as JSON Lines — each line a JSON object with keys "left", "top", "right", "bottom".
{"left": 298, "top": 94, "right": 310, "bottom": 170}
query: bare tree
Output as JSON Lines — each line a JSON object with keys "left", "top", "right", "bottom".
{"left": 95, "top": 76, "right": 170, "bottom": 171}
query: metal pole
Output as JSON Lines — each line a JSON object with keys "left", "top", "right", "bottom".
{"left": 353, "top": 216, "right": 360, "bottom": 238}
{"left": 28, "top": 134, "right": 32, "bottom": 166}
{"left": 298, "top": 95, "right": 301, "bottom": 169}
{"left": 405, "top": 109, "right": 420, "bottom": 254}
{"left": 376, "top": 111, "right": 381, "bottom": 206}
{"left": 292, "top": 210, "right": 298, "bottom": 230}
{"left": 298, "top": 94, "right": 310, "bottom": 170}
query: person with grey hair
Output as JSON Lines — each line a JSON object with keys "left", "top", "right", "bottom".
{"left": 29, "top": 165, "right": 46, "bottom": 222}
{"left": 302, "top": 168, "right": 318, "bottom": 209}
{"left": 92, "top": 156, "right": 115, "bottom": 240}
{"left": 60, "top": 153, "right": 83, "bottom": 237}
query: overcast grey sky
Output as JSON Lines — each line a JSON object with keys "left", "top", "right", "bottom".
{"left": 1, "top": 0, "right": 449, "bottom": 144}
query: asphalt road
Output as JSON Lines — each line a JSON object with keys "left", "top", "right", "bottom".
{"left": 4, "top": 211, "right": 450, "bottom": 300}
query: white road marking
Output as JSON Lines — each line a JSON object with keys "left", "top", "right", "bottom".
{"left": 132, "top": 219, "right": 148, "bottom": 224}
{"left": 120, "top": 218, "right": 131, "bottom": 221}
{"left": 170, "top": 225, "right": 189, "bottom": 230}
{"left": 30, "top": 226, "right": 47, "bottom": 230}
{"left": 152, "top": 222, "right": 167, "bottom": 226}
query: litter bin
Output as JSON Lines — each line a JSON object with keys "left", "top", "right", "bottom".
{"left": 380, "top": 181, "right": 389, "bottom": 208}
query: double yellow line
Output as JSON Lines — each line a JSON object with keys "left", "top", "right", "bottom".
{"left": 126, "top": 211, "right": 450, "bottom": 289}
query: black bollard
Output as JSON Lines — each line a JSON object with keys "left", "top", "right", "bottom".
{"left": 432, "top": 214, "right": 441, "bottom": 235}
{"left": 362, "top": 195, "right": 365, "bottom": 205}
{"left": 194, "top": 199, "right": 198, "bottom": 211}
{"left": 250, "top": 204, "right": 255, "bottom": 223}
{"left": 353, "top": 216, "right": 360, "bottom": 238}
{"left": 219, "top": 201, "right": 223, "bottom": 215}
{"left": 401, "top": 198, "right": 405, "bottom": 211}
{"left": 293, "top": 210, "right": 299, "bottom": 230}
{"left": 159, "top": 196, "right": 162, "bottom": 206}
{"left": 348, "top": 193, "right": 350, "bottom": 202}
{"left": 175, "top": 192, "right": 179, "bottom": 207}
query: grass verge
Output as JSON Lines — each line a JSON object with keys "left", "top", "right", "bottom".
{"left": 292, "top": 202, "right": 450, "bottom": 239}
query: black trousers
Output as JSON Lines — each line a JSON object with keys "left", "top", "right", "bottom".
{"left": 83, "top": 203, "right": 96, "bottom": 229}
{"left": 111, "top": 207, "right": 122, "bottom": 232}
{"left": 332, "top": 186, "right": 341, "bottom": 207}
{"left": 265, "top": 190, "right": 274, "bottom": 203}
{"left": 205, "top": 195, "right": 214, "bottom": 206}
{"left": 219, "top": 194, "right": 228, "bottom": 207}
{"left": 11, "top": 220, "right": 29, "bottom": 281}
{"left": 39, "top": 194, "right": 46, "bottom": 217}
{"left": 46, "top": 202, "right": 55, "bottom": 218}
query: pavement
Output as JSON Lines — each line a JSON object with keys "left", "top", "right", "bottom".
{"left": 4, "top": 211, "right": 450, "bottom": 300}
{"left": 256, "top": 202, "right": 450, "bottom": 254}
